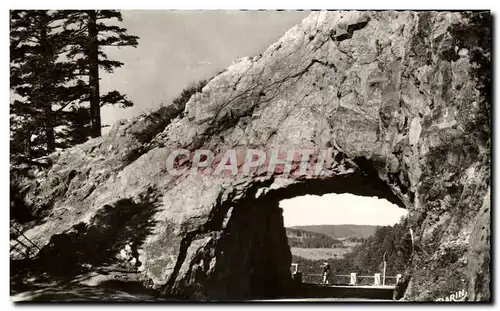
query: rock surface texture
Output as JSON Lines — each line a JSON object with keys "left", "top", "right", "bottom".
{"left": 13, "top": 11, "right": 490, "bottom": 301}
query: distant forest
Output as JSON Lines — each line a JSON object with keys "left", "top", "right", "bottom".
{"left": 285, "top": 224, "right": 376, "bottom": 248}
{"left": 290, "top": 224, "right": 378, "bottom": 239}
{"left": 291, "top": 220, "right": 413, "bottom": 284}
{"left": 286, "top": 228, "right": 346, "bottom": 248}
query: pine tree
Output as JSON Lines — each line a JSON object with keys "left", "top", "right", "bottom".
{"left": 60, "top": 106, "right": 92, "bottom": 146}
{"left": 63, "top": 10, "right": 139, "bottom": 137}
{"left": 10, "top": 10, "right": 139, "bottom": 165}
{"left": 10, "top": 10, "right": 81, "bottom": 163}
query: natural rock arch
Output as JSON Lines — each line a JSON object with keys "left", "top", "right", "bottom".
{"left": 13, "top": 11, "right": 490, "bottom": 301}
{"left": 161, "top": 155, "right": 408, "bottom": 300}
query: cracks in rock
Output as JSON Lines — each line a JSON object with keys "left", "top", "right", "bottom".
{"left": 264, "top": 89, "right": 314, "bottom": 144}
{"left": 256, "top": 58, "right": 338, "bottom": 142}
{"left": 338, "top": 102, "right": 378, "bottom": 121}
{"left": 209, "top": 19, "right": 342, "bottom": 135}
{"left": 330, "top": 19, "right": 370, "bottom": 42}
{"left": 163, "top": 197, "right": 231, "bottom": 291}
{"left": 311, "top": 58, "right": 337, "bottom": 72}
{"left": 409, "top": 70, "right": 432, "bottom": 99}
{"left": 268, "top": 56, "right": 337, "bottom": 92}
{"left": 195, "top": 17, "right": 365, "bottom": 148}
{"left": 347, "top": 19, "right": 370, "bottom": 34}
{"left": 203, "top": 55, "right": 338, "bottom": 144}
{"left": 313, "top": 13, "right": 321, "bottom": 32}
{"left": 163, "top": 178, "right": 275, "bottom": 295}
{"left": 80, "top": 184, "right": 97, "bottom": 201}
{"left": 299, "top": 32, "right": 332, "bottom": 66}
{"left": 225, "top": 60, "right": 257, "bottom": 103}
{"left": 335, "top": 44, "right": 355, "bottom": 64}
{"left": 212, "top": 65, "right": 264, "bottom": 123}
{"left": 67, "top": 170, "right": 77, "bottom": 185}
{"left": 219, "top": 37, "right": 333, "bottom": 124}
{"left": 56, "top": 170, "right": 78, "bottom": 201}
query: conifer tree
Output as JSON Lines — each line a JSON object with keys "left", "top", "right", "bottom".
{"left": 10, "top": 10, "right": 139, "bottom": 165}
{"left": 63, "top": 10, "right": 139, "bottom": 137}
{"left": 10, "top": 10, "right": 81, "bottom": 163}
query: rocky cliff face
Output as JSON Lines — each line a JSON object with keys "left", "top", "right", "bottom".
{"left": 12, "top": 11, "right": 490, "bottom": 301}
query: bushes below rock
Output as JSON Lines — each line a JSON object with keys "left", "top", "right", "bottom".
{"left": 36, "top": 194, "right": 161, "bottom": 277}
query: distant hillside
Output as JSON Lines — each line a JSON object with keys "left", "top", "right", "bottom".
{"left": 290, "top": 247, "right": 349, "bottom": 260}
{"left": 286, "top": 228, "right": 343, "bottom": 248}
{"left": 290, "top": 222, "right": 413, "bottom": 286}
{"left": 289, "top": 224, "right": 378, "bottom": 239}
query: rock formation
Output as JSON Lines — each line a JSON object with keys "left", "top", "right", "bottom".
{"left": 12, "top": 11, "right": 491, "bottom": 301}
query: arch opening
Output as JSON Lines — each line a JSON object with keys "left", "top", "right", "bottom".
{"left": 282, "top": 193, "right": 408, "bottom": 288}
{"left": 201, "top": 159, "right": 410, "bottom": 300}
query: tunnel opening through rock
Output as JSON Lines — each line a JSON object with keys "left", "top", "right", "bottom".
{"left": 202, "top": 157, "right": 409, "bottom": 300}
{"left": 281, "top": 193, "right": 408, "bottom": 284}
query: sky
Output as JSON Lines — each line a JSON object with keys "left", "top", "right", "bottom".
{"left": 100, "top": 11, "right": 407, "bottom": 227}
{"left": 100, "top": 10, "right": 308, "bottom": 128}
{"left": 280, "top": 194, "right": 408, "bottom": 227}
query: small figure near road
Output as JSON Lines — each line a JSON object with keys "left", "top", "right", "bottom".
{"left": 128, "top": 241, "right": 142, "bottom": 269}
{"left": 322, "top": 262, "right": 331, "bottom": 284}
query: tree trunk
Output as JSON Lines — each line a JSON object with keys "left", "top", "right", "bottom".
{"left": 44, "top": 103, "right": 55, "bottom": 153}
{"left": 88, "top": 10, "right": 101, "bottom": 138}
{"left": 40, "top": 20, "right": 55, "bottom": 153}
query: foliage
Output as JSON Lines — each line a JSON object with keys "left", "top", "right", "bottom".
{"left": 133, "top": 104, "right": 185, "bottom": 144}
{"left": 292, "top": 220, "right": 413, "bottom": 284}
{"left": 10, "top": 177, "right": 37, "bottom": 223}
{"left": 10, "top": 10, "right": 80, "bottom": 162}
{"left": 173, "top": 79, "right": 207, "bottom": 107}
{"left": 10, "top": 10, "right": 139, "bottom": 165}
{"left": 290, "top": 224, "right": 377, "bottom": 239}
{"left": 449, "top": 11, "right": 491, "bottom": 146}
{"left": 57, "top": 106, "right": 93, "bottom": 147}
{"left": 416, "top": 12, "right": 491, "bottom": 238}
{"left": 286, "top": 228, "right": 345, "bottom": 248}
{"left": 131, "top": 79, "right": 209, "bottom": 144}
{"left": 61, "top": 10, "right": 139, "bottom": 137}
{"left": 37, "top": 193, "right": 161, "bottom": 276}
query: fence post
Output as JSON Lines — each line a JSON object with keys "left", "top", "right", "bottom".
{"left": 374, "top": 273, "right": 381, "bottom": 286}
{"left": 349, "top": 273, "right": 357, "bottom": 286}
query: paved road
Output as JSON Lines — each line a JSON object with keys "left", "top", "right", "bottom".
{"left": 12, "top": 271, "right": 395, "bottom": 302}
{"left": 258, "top": 298, "right": 393, "bottom": 301}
